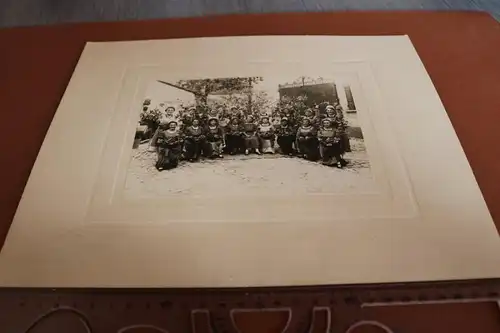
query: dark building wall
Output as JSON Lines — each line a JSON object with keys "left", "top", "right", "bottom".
{"left": 278, "top": 83, "right": 338, "bottom": 106}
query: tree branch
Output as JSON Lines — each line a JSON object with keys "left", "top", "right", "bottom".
{"left": 157, "top": 80, "right": 203, "bottom": 97}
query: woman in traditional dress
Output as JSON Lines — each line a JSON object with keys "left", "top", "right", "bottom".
{"left": 283, "top": 110, "right": 298, "bottom": 129}
{"left": 242, "top": 115, "right": 261, "bottom": 155}
{"left": 324, "top": 105, "right": 337, "bottom": 121}
{"left": 257, "top": 116, "right": 275, "bottom": 154}
{"left": 154, "top": 120, "right": 183, "bottom": 171}
{"left": 225, "top": 117, "right": 244, "bottom": 155}
{"left": 296, "top": 118, "right": 319, "bottom": 161}
{"left": 334, "top": 105, "right": 351, "bottom": 153}
{"left": 195, "top": 106, "right": 209, "bottom": 127}
{"left": 151, "top": 106, "right": 179, "bottom": 146}
{"left": 219, "top": 111, "right": 230, "bottom": 128}
{"left": 272, "top": 116, "right": 281, "bottom": 127}
{"left": 302, "top": 108, "right": 319, "bottom": 129}
{"left": 207, "top": 107, "right": 221, "bottom": 121}
{"left": 180, "top": 109, "right": 194, "bottom": 132}
{"left": 317, "top": 118, "right": 345, "bottom": 168}
{"left": 158, "top": 106, "right": 180, "bottom": 127}
{"left": 229, "top": 107, "right": 243, "bottom": 122}
{"left": 164, "top": 106, "right": 176, "bottom": 119}
{"left": 183, "top": 118, "right": 205, "bottom": 162}
{"left": 204, "top": 117, "right": 225, "bottom": 159}
{"left": 276, "top": 117, "right": 296, "bottom": 156}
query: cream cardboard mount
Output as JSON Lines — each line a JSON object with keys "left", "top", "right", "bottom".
{"left": 0, "top": 36, "right": 499, "bottom": 288}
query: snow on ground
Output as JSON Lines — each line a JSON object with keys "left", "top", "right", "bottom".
{"left": 123, "top": 138, "right": 375, "bottom": 199}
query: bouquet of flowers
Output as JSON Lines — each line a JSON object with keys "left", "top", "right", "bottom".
{"left": 140, "top": 107, "right": 163, "bottom": 128}
{"left": 164, "top": 135, "right": 182, "bottom": 147}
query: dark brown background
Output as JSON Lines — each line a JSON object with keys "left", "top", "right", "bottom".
{"left": 1, "top": 12, "right": 500, "bottom": 332}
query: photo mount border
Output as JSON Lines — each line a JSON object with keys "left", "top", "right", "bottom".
{"left": 86, "top": 61, "right": 417, "bottom": 224}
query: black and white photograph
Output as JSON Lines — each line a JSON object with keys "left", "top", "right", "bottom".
{"left": 125, "top": 75, "right": 374, "bottom": 198}
{"left": 4, "top": 34, "right": 499, "bottom": 291}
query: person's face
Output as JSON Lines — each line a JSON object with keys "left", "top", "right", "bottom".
{"left": 262, "top": 118, "right": 269, "bottom": 125}
{"left": 169, "top": 122, "right": 176, "bottom": 130}
{"left": 166, "top": 107, "right": 175, "bottom": 115}
{"left": 209, "top": 119, "right": 217, "bottom": 126}
{"left": 192, "top": 119, "right": 199, "bottom": 126}
{"left": 247, "top": 117, "right": 254, "bottom": 123}
{"left": 302, "top": 119, "right": 311, "bottom": 127}
{"left": 323, "top": 120, "right": 332, "bottom": 128}
{"left": 281, "top": 119, "right": 288, "bottom": 126}
{"left": 231, "top": 118, "right": 239, "bottom": 124}
{"left": 305, "top": 110, "right": 313, "bottom": 117}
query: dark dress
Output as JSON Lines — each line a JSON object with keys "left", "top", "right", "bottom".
{"left": 317, "top": 127, "right": 342, "bottom": 166}
{"left": 242, "top": 122, "right": 259, "bottom": 150}
{"left": 335, "top": 116, "right": 351, "bottom": 153}
{"left": 180, "top": 114, "right": 194, "bottom": 132}
{"left": 184, "top": 126, "right": 205, "bottom": 160}
{"left": 225, "top": 122, "right": 244, "bottom": 154}
{"left": 296, "top": 126, "right": 319, "bottom": 161}
{"left": 204, "top": 125, "right": 224, "bottom": 157}
{"left": 276, "top": 125, "right": 296, "bottom": 155}
{"left": 197, "top": 113, "right": 209, "bottom": 127}
{"left": 155, "top": 129, "right": 183, "bottom": 170}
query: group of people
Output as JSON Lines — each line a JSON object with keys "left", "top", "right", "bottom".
{"left": 145, "top": 104, "right": 350, "bottom": 171}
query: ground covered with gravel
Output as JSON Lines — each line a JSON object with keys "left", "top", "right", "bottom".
{"left": 123, "top": 138, "right": 375, "bottom": 199}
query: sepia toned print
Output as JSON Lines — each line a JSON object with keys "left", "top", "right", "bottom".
{"left": 125, "top": 75, "right": 374, "bottom": 199}
{"left": 3, "top": 36, "right": 499, "bottom": 289}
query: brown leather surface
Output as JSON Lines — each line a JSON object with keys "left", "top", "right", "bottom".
{"left": 1, "top": 11, "right": 500, "bottom": 332}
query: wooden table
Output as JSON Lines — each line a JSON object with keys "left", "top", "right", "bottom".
{"left": 1, "top": 12, "right": 500, "bottom": 333}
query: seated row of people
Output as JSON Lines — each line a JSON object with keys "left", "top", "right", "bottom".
{"left": 151, "top": 113, "right": 349, "bottom": 171}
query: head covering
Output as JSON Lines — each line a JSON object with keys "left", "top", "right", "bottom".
{"left": 326, "top": 105, "right": 337, "bottom": 116}
{"left": 165, "top": 107, "right": 176, "bottom": 116}
{"left": 208, "top": 117, "right": 219, "bottom": 124}
{"left": 208, "top": 109, "right": 220, "bottom": 117}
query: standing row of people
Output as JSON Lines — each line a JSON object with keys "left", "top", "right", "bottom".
{"left": 149, "top": 104, "right": 350, "bottom": 170}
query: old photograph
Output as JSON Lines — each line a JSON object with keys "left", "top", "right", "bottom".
{"left": 125, "top": 75, "right": 374, "bottom": 198}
